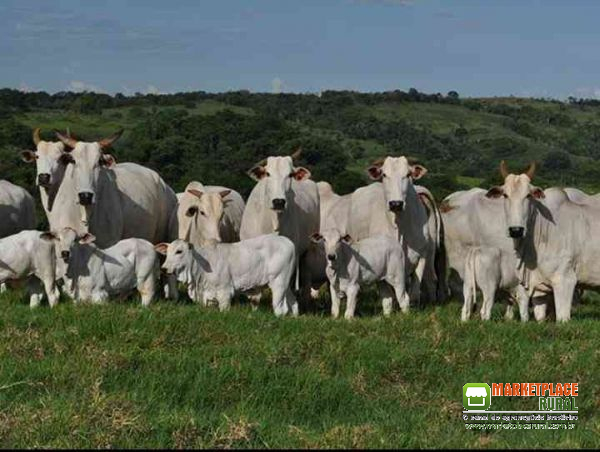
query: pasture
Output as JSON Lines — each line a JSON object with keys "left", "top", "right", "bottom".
{"left": 1, "top": 290, "right": 598, "bottom": 448}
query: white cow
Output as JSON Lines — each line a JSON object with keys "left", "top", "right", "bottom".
{"left": 311, "top": 229, "right": 408, "bottom": 319}
{"left": 441, "top": 188, "right": 530, "bottom": 321}
{"left": 240, "top": 151, "right": 320, "bottom": 308}
{"left": 0, "top": 180, "right": 36, "bottom": 238}
{"left": 156, "top": 235, "right": 298, "bottom": 316}
{"left": 26, "top": 129, "right": 178, "bottom": 248}
{"left": 346, "top": 157, "right": 441, "bottom": 305}
{"left": 172, "top": 181, "right": 245, "bottom": 247}
{"left": 0, "top": 230, "right": 59, "bottom": 307}
{"left": 47, "top": 228, "right": 159, "bottom": 306}
{"left": 486, "top": 161, "right": 600, "bottom": 322}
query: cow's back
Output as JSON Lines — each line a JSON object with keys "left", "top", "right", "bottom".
{"left": 113, "top": 163, "right": 178, "bottom": 244}
{"left": 0, "top": 180, "right": 36, "bottom": 237}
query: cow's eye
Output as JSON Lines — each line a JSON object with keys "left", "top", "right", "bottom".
{"left": 382, "top": 173, "right": 387, "bottom": 178}
{"left": 199, "top": 210, "right": 206, "bottom": 216}
{"left": 266, "top": 172, "right": 271, "bottom": 177}
{"left": 175, "top": 249, "right": 183, "bottom": 255}
{"left": 186, "top": 207, "right": 197, "bottom": 217}
{"left": 502, "top": 193, "right": 508, "bottom": 198}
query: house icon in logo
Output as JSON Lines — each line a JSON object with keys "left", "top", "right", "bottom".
{"left": 463, "top": 383, "right": 491, "bottom": 410}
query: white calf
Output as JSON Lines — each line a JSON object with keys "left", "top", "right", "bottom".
{"left": 311, "top": 229, "right": 408, "bottom": 319}
{"left": 0, "top": 230, "right": 59, "bottom": 308}
{"left": 48, "top": 228, "right": 159, "bottom": 306}
{"left": 156, "top": 234, "right": 298, "bottom": 316}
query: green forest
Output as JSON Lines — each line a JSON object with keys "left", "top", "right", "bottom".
{"left": 2, "top": 87, "right": 600, "bottom": 212}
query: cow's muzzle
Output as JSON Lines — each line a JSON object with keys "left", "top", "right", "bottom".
{"left": 38, "top": 173, "right": 51, "bottom": 187}
{"left": 388, "top": 200, "right": 405, "bottom": 212}
{"left": 61, "top": 250, "right": 70, "bottom": 262}
{"left": 508, "top": 226, "right": 525, "bottom": 239}
{"left": 78, "top": 192, "right": 94, "bottom": 205}
{"left": 327, "top": 254, "right": 336, "bottom": 262}
{"left": 272, "top": 198, "right": 286, "bottom": 211}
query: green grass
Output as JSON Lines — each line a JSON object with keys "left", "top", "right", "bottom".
{"left": 1, "top": 290, "right": 598, "bottom": 448}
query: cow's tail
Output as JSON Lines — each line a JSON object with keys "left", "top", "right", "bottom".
{"left": 295, "top": 251, "right": 300, "bottom": 292}
{"left": 464, "top": 248, "right": 478, "bottom": 311}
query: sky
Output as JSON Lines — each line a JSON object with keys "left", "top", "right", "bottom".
{"left": 1, "top": 0, "right": 600, "bottom": 99}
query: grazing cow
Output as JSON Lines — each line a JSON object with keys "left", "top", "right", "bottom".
{"left": 345, "top": 156, "right": 442, "bottom": 305}
{"left": 441, "top": 188, "right": 530, "bottom": 321}
{"left": 156, "top": 235, "right": 298, "bottom": 316}
{"left": 0, "top": 230, "right": 59, "bottom": 307}
{"left": 240, "top": 151, "right": 320, "bottom": 308}
{"left": 46, "top": 228, "right": 159, "bottom": 306}
{"left": 0, "top": 180, "right": 36, "bottom": 238}
{"left": 311, "top": 229, "right": 409, "bottom": 319}
{"left": 485, "top": 161, "right": 600, "bottom": 322}
{"left": 173, "top": 181, "right": 245, "bottom": 247}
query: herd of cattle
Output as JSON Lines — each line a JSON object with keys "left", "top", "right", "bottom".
{"left": 0, "top": 128, "right": 597, "bottom": 322}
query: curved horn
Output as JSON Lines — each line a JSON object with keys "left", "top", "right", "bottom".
{"left": 525, "top": 161, "right": 536, "bottom": 180}
{"left": 33, "top": 128, "right": 41, "bottom": 146}
{"left": 500, "top": 160, "right": 509, "bottom": 179}
{"left": 54, "top": 129, "right": 78, "bottom": 149}
{"left": 290, "top": 147, "right": 302, "bottom": 160}
{"left": 98, "top": 129, "right": 124, "bottom": 149}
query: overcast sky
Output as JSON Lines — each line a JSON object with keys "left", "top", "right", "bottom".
{"left": 1, "top": 0, "right": 599, "bottom": 99}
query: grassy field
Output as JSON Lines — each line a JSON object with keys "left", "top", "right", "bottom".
{"left": 1, "top": 290, "right": 598, "bottom": 448}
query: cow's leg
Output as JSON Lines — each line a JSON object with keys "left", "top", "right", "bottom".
{"left": 163, "top": 274, "right": 179, "bottom": 301}
{"left": 409, "top": 257, "right": 426, "bottom": 306}
{"left": 216, "top": 292, "right": 232, "bottom": 312}
{"left": 532, "top": 295, "right": 548, "bottom": 321}
{"left": 270, "top": 282, "right": 289, "bottom": 317}
{"left": 514, "top": 285, "right": 529, "bottom": 322}
{"left": 461, "top": 275, "right": 475, "bottom": 322}
{"left": 285, "top": 287, "right": 299, "bottom": 317}
{"left": 479, "top": 281, "right": 497, "bottom": 321}
{"left": 27, "top": 277, "right": 44, "bottom": 309}
{"left": 40, "top": 275, "right": 60, "bottom": 308}
{"left": 0, "top": 282, "right": 6, "bottom": 294}
{"left": 378, "top": 282, "right": 394, "bottom": 316}
{"left": 344, "top": 284, "right": 359, "bottom": 320}
{"left": 504, "top": 303, "right": 515, "bottom": 320}
{"left": 91, "top": 290, "right": 109, "bottom": 305}
{"left": 552, "top": 271, "right": 577, "bottom": 322}
{"left": 298, "top": 254, "right": 314, "bottom": 314}
{"left": 138, "top": 275, "right": 156, "bottom": 308}
{"left": 329, "top": 283, "right": 341, "bottom": 319}
{"left": 247, "top": 293, "right": 262, "bottom": 311}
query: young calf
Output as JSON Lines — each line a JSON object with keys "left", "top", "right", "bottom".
{"left": 156, "top": 234, "right": 298, "bottom": 316}
{"left": 47, "top": 228, "right": 159, "bottom": 306}
{"left": 311, "top": 229, "right": 409, "bottom": 319}
{"left": 0, "top": 230, "right": 59, "bottom": 308}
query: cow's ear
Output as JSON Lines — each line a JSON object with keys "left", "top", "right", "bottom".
{"left": 292, "top": 167, "right": 311, "bottom": 181}
{"left": 100, "top": 154, "right": 116, "bottom": 168}
{"left": 59, "top": 153, "right": 74, "bottom": 165}
{"left": 21, "top": 150, "right": 37, "bottom": 163}
{"left": 341, "top": 234, "right": 353, "bottom": 244}
{"left": 219, "top": 189, "right": 231, "bottom": 199}
{"left": 248, "top": 165, "right": 267, "bottom": 181}
{"left": 187, "top": 189, "right": 203, "bottom": 199}
{"left": 79, "top": 233, "right": 96, "bottom": 244}
{"left": 410, "top": 164, "right": 428, "bottom": 180}
{"left": 530, "top": 187, "right": 545, "bottom": 199}
{"left": 40, "top": 231, "right": 57, "bottom": 241}
{"left": 486, "top": 186, "right": 505, "bottom": 199}
{"left": 366, "top": 165, "right": 383, "bottom": 181}
{"left": 154, "top": 243, "right": 169, "bottom": 255}
{"left": 310, "top": 232, "right": 323, "bottom": 243}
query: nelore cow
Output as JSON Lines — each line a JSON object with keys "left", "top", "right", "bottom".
{"left": 156, "top": 235, "right": 298, "bottom": 316}
{"left": 48, "top": 228, "right": 159, "bottom": 306}
{"left": 311, "top": 229, "right": 408, "bottom": 319}
{"left": 343, "top": 156, "right": 445, "bottom": 306}
{"left": 441, "top": 188, "right": 530, "bottom": 321}
{"left": 23, "top": 129, "right": 178, "bottom": 247}
{"left": 172, "top": 181, "right": 245, "bottom": 247}
{"left": 0, "top": 230, "right": 59, "bottom": 307}
{"left": 240, "top": 150, "right": 320, "bottom": 308}
{"left": 485, "top": 161, "right": 600, "bottom": 322}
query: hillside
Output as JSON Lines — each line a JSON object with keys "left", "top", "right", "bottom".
{"left": 2, "top": 89, "right": 600, "bottom": 220}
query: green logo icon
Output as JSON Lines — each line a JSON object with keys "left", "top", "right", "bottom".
{"left": 463, "top": 383, "right": 491, "bottom": 410}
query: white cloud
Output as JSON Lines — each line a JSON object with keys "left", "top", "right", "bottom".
{"left": 66, "top": 80, "right": 104, "bottom": 93}
{"left": 271, "top": 77, "right": 285, "bottom": 94}
{"left": 18, "top": 82, "right": 34, "bottom": 92}
{"left": 572, "top": 87, "right": 600, "bottom": 99}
